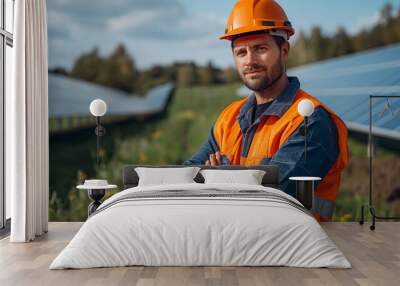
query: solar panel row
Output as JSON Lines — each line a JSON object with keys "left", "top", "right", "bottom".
{"left": 49, "top": 74, "right": 174, "bottom": 118}
{"left": 237, "top": 43, "right": 400, "bottom": 140}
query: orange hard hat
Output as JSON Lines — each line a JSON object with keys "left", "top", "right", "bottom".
{"left": 220, "top": 0, "right": 295, "bottom": 41}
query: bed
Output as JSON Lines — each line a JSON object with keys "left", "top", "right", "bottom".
{"left": 50, "top": 165, "right": 351, "bottom": 269}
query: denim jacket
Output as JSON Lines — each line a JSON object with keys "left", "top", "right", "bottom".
{"left": 183, "top": 77, "right": 339, "bottom": 197}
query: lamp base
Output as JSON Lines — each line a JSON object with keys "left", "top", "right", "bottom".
{"left": 295, "top": 180, "right": 314, "bottom": 210}
{"left": 87, "top": 189, "right": 105, "bottom": 216}
{"left": 289, "top": 177, "right": 321, "bottom": 210}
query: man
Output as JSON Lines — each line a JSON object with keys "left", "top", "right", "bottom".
{"left": 183, "top": 0, "right": 349, "bottom": 221}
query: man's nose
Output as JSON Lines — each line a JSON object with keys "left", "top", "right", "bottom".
{"left": 244, "top": 50, "right": 257, "bottom": 66}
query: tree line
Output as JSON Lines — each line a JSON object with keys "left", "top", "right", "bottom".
{"left": 51, "top": 44, "right": 239, "bottom": 95}
{"left": 288, "top": 3, "right": 400, "bottom": 66}
{"left": 50, "top": 3, "right": 400, "bottom": 94}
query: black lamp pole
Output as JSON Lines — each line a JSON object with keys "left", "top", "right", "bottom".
{"left": 300, "top": 116, "right": 309, "bottom": 163}
{"left": 304, "top": 116, "right": 308, "bottom": 163}
{"left": 94, "top": 116, "right": 106, "bottom": 170}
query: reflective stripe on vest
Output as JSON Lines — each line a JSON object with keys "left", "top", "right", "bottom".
{"left": 312, "top": 196, "right": 336, "bottom": 219}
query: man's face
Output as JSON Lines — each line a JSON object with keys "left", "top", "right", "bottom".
{"left": 232, "top": 34, "right": 289, "bottom": 92}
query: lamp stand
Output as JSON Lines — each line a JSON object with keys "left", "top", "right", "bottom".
{"left": 300, "top": 116, "right": 309, "bottom": 163}
{"left": 94, "top": 116, "right": 106, "bottom": 171}
{"left": 359, "top": 95, "right": 400, "bottom": 230}
{"left": 304, "top": 116, "right": 308, "bottom": 163}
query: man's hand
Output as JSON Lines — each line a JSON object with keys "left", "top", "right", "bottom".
{"left": 205, "top": 151, "right": 222, "bottom": 166}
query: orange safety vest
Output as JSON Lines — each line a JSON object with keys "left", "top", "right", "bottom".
{"left": 213, "top": 89, "right": 349, "bottom": 221}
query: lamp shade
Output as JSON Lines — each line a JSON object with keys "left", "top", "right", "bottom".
{"left": 89, "top": 99, "right": 107, "bottom": 117}
{"left": 297, "top": 99, "right": 315, "bottom": 117}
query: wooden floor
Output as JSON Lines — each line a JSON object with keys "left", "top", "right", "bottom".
{"left": 0, "top": 222, "right": 399, "bottom": 286}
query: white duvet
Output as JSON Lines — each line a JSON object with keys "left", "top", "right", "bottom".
{"left": 50, "top": 183, "right": 351, "bottom": 269}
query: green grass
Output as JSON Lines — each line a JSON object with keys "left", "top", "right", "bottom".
{"left": 49, "top": 83, "right": 400, "bottom": 221}
{"left": 335, "top": 137, "right": 400, "bottom": 221}
{"left": 50, "top": 83, "right": 241, "bottom": 220}
{"left": 113, "top": 83, "right": 241, "bottom": 164}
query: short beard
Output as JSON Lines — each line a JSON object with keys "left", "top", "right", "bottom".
{"left": 240, "top": 56, "right": 285, "bottom": 92}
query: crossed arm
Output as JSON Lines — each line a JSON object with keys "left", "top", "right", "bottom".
{"left": 183, "top": 107, "right": 339, "bottom": 196}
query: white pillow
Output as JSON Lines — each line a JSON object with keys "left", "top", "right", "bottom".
{"left": 135, "top": 167, "right": 201, "bottom": 186}
{"left": 200, "top": 169, "right": 266, "bottom": 185}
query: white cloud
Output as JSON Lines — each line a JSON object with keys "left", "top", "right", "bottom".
{"left": 349, "top": 11, "right": 380, "bottom": 35}
{"left": 179, "top": 12, "right": 226, "bottom": 36}
{"left": 47, "top": 8, "right": 90, "bottom": 41}
{"left": 106, "top": 4, "right": 185, "bottom": 38}
{"left": 106, "top": 7, "right": 224, "bottom": 40}
{"left": 108, "top": 10, "right": 160, "bottom": 31}
{"left": 47, "top": 0, "right": 231, "bottom": 70}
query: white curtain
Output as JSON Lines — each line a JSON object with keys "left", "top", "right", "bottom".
{"left": 7, "top": 0, "right": 49, "bottom": 242}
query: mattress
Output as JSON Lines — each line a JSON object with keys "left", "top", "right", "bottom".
{"left": 50, "top": 183, "right": 351, "bottom": 269}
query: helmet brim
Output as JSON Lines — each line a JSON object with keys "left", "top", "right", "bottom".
{"left": 220, "top": 25, "right": 295, "bottom": 41}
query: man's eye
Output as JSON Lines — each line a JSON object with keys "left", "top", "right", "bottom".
{"left": 256, "top": 47, "right": 268, "bottom": 52}
{"left": 235, "top": 50, "right": 246, "bottom": 57}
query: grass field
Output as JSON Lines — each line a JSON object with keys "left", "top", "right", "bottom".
{"left": 49, "top": 83, "right": 400, "bottom": 221}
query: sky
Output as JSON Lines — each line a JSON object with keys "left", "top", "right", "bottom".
{"left": 47, "top": 0, "right": 400, "bottom": 70}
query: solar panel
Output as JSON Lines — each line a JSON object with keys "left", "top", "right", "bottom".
{"left": 49, "top": 74, "right": 174, "bottom": 118}
{"left": 237, "top": 43, "right": 400, "bottom": 140}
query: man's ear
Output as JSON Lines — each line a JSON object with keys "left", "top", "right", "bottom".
{"left": 281, "top": 41, "right": 290, "bottom": 60}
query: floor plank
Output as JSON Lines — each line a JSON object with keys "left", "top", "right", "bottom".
{"left": 0, "top": 222, "right": 399, "bottom": 286}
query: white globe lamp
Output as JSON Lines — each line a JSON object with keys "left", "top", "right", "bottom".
{"left": 89, "top": 99, "right": 108, "bottom": 170}
{"left": 291, "top": 99, "right": 320, "bottom": 211}
{"left": 297, "top": 99, "right": 314, "bottom": 117}
{"left": 90, "top": 99, "right": 107, "bottom": 117}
